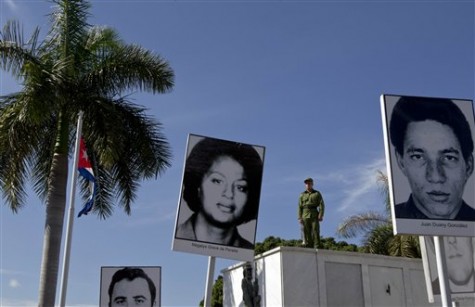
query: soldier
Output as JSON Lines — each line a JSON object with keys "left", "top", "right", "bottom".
{"left": 298, "top": 177, "right": 325, "bottom": 248}
{"left": 241, "top": 263, "right": 260, "bottom": 307}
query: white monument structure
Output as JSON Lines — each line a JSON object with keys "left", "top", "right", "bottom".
{"left": 222, "top": 246, "right": 475, "bottom": 307}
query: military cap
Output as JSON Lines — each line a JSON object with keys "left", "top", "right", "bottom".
{"left": 304, "top": 177, "right": 313, "bottom": 183}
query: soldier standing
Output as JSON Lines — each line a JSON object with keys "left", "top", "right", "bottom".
{"left": 242, "top": 263, "right": 260, "bottom": 307}
{"left": 298, "top": 177, "right": 325, "bottom": 248}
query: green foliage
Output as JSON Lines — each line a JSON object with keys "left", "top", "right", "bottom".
{"left": 336, "top": 171, "right": 421, "bottom": 258}
{"left": 389, "top": 234, "right": 422, "bottom": 258}
{"left": 0, "top": 0, "right": 174, "bottom": 305}
{"left": 199, "top": 275, "right": 223, "bottom": 307}
{"left": 362, "top": 224, "right": 393, "bottom": 255}
{"left": 0, "top": 0, "right": 175, "bottom": 217}
{"left": 211, "top": 276, "right": 224, "bottom": 307}
{"left": 320, "top": 237, "right": 361, "bottom": 252}
{"left": 254, "top": 236, "right": 298, "bottom": 255}
{"left": 254, "top": 236, "right": 360, "bottom": 255}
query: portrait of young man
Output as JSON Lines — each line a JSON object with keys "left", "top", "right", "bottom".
{"left": 100, "top": 266, "right": 161, "bottom": 307}
{"left": 421, "top": 236, "right": 475, "bottom": 300}
{"left": 381, "top": 94, "right": 475, "bottom": 236}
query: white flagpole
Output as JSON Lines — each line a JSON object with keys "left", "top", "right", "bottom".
{"left": 59, "top": 110, "right": 84, "bottom": 307}
{"left": 434, "top": 236, "right": 452, "bottom": 307}
{"left": 204, "top": 256, "right": 216, "bottom": 307}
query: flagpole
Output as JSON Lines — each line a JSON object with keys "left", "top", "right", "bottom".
{"left": 59, "top": 110, "right": 84, "bottom": 307}
{"left": 434, "top": 236, "right": 452, "bottom": 307}
{"left": 204, "top": 256, "right": 216, "bottom": 307}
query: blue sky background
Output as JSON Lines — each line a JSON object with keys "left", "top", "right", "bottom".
{"left": 1, "top": 0, "right": 473, "bottom": 306}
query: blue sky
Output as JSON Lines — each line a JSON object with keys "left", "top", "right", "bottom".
{"left": 1, "top": 0, "right": 473, "bottom": 306}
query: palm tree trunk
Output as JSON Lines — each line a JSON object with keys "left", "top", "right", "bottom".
{"left": 38, "top": 152, "right": 69, "bottom": 306}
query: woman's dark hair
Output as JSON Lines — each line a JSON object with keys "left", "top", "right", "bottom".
{"left": 108, "top": 267, "right": 156, "bottom": 306}
{"left": 183, "top": 136, "right": 264, "bottom": 224}
{"left": 389, "top": 96, "right": 474, "bottom": 161}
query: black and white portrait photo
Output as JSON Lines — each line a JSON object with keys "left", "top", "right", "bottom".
{"left": 381, "top": 94, "right": 475, "bottom": 236}
{"left": 421, "top": 236, "right": 475, "bottom": 301}
{"left": 99, "top": 266, "right": 161, "bottom": 307}
{"left": 172, "top": 134, "right": 265, "bottom": 261}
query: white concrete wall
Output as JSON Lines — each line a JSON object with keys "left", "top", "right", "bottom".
{"left": 256, "top": 250, "right": 282, "bottom": 307}
{"left": 222, "top": 246, "right": 474, "bottom": 307}
{"left": 281, "top": 248, "right": 318, "bottom": 306}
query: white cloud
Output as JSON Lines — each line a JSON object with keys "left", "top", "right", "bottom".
{"left": 5, "top": 0, "right": 18, "bottom": 10}
{"left": 321, "top": 157, "right": 387, "bottom": 213}
{"left": 9, "top": 278, "right": 20, "bottom": 288}
{"left": 263, "top": 155, "right": 388, "bottom": 216}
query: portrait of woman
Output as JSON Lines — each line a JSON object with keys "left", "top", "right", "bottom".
{"left": 175, "top": 135, "right": 264, "bottom": 249}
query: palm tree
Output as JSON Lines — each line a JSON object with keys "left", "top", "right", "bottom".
{"left": 0, "top": 1, "right": 174, "bottom": 305}
{"left": 337, "top": 171, "right": 420, "bottom": 258}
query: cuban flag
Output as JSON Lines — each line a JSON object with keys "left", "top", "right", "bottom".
{"left": 77, "top": 138, "right": 97, "bottom": 217}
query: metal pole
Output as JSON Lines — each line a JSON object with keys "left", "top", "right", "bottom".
{"left": 204, "top": 256, "right": 216, "bottom": 307}
{"left": 434, "top": 236, "right": 452, "bottom": 307}
{"left": 59, "top": 111, "right": 84, "bottom": 307}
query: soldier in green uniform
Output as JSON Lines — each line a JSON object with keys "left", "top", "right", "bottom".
{"left": 298, "top": 177, "right": 325, "bottom": 248}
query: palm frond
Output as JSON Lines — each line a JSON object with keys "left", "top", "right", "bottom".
{"left": 337, "top": 211, "right": 390, "bottom": 238}
{"left": 47, "top": 0, "right": 91, "bottom": 56}
{"left": 1, "top": 1, "right": 175, "bottom": 304}
{"left": 111, "top": 155, "right": 139, "bottom": 215}
{"left": 0, "top": 92, "right": 60, "bottom": 206}
{"left": 74, "top": 96, "right": 171, "bottom": 214}
{"left": 0, "top": 99, "right": 38, "bottom": 210}
{"left": 89, "top": 164, "right": 114, "bottom": 219}
{"left": 0, "top": 148, "right": 28, "bottom": 212}
{"left": 88, "top": 43, "right": 174, "bottom": 96}
{"left": 84, "top": 26, "right": 121, "bottom": 52}
{"left": 0, "top": 20, "right": 42, "bottom": 78}
{"left": 31, "top": 118, "right": 58, "bottom": 200}
{"left": 388, "top": 235, "right": 421, "bottom": 258}
{"left": 84, "top": 96, "right": 171, "bottom": 175}
{"left": 376, "top": 170, "right": 391, "bottom": 214}
{"left": 364, "top": 224, "right": 393, "bottom": 255}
